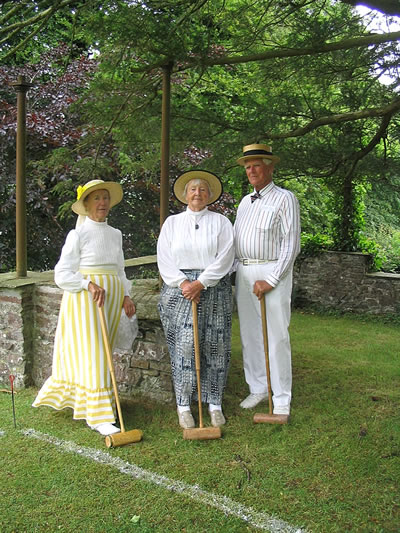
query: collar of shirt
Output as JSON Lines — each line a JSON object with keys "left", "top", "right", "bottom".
{"left": 253, "top": 181, "right": 274, "bottom": 198}
{"left": 186, "top": 206, "right": 208, "bottom": 217}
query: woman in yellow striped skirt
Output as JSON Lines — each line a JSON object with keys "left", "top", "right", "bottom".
{"left": 33, "top": 180, "right": 135, "bottom": 436}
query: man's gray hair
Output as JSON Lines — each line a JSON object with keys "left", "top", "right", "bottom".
{"left": 262, "top": 158, "right": 273, "bottom": 166}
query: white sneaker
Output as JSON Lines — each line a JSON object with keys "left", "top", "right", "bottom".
{"left": 208, "top": 410, "right": 226, "bottom": 427}
{"left": 177, "top": 409, "right": 195, "bottom": 429}
{"left": 89, "top": 423, "right": 121, "bottom": 436}
{"left": 273, "top": 405, "right": 290, "bottom": 415}
{"left": 240, "top": 393, "right": 267, "bottom": 409}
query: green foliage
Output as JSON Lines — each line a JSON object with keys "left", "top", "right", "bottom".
{"left": 299, "top": 232, "right": 334, "bottom": 258}
{"left": 358, "top": 235, "right": 385, "bottom": 271}
{"left": 387, "top": 231, "right": 400, "bottom": 272}
{"left": 364, "top": 159, "right": 400, "bottom": 272}
{"left": 362, "top": 225, "right": 400, "bottom": 273}
{"left": 1, "top": 0, "right": 400, "bottom": 272}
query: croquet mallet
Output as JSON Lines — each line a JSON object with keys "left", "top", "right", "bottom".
{"left": 253, "top": 297, "right": 289, "bottom": 425}
{"left": 183, "top": 301, "right": 221, "bottom": 440}
{"left": 98, "top": 305, "right": 143, "bottom": 447}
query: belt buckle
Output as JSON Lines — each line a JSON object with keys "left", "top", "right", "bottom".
{"left": 242, "top": 259, "right": 250, "bottom": 266}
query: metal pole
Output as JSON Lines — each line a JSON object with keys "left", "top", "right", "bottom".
{"left": 160, "top": 63, "right": 172, "bottom": 229}
{"left": 12, "top": 75, "right": 32, "bottom": 278}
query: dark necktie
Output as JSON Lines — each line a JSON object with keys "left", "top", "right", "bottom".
{"left": 251, "top": 191, "right": 262, "bottom": 203}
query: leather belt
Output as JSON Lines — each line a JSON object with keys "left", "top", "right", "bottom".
{"left": 239, "top": 259, "right": 276, "bottom": 265}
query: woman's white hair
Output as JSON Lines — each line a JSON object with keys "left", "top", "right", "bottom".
{"left": 83, "top": 188, "right": 110, "bottom": 205}
{"left": 184, "top": 178, "right": 212, "bottom": 199}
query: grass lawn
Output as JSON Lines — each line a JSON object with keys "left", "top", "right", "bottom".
{"left": 1, "top": 310, "right": 399, "bottom": 532}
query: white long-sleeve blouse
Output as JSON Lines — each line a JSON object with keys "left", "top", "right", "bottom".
{"left": 157, "top": 207, "right": 235, "bottom": 288}
{"left": 54, "top": 217, "right": 131, "bottom": 295}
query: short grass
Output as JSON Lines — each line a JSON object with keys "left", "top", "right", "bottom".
{"left": 1, "top": 311, "right": 399, "bottom": 532}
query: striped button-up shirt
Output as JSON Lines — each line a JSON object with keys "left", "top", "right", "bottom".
{"left": 234, "top": 181, "right": 301, "bottom": 287}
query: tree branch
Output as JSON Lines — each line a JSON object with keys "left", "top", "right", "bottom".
{"left": 124, "top": 29, "right": 400, "bottom": 74}
{"left": 201, "top": 30, "right": 400, "bottom": 67}
{"left": 93, "top": 79, "right": 161, "bottom": 168}
{"left": 341, "top": 111, "right": 393, "bottom": 180}
{"left": 1, "top": 10, "right": 56, "bottom": 62}
{"left": 354, "top": 112, "right": 392, "bottom": 162}
{"left": 265, "top": 98, "right": 400, "bottom": 139}
{"left": 0, "top": 1, "right": 31, "bottom": 27}
{"left": 0, "top": 0, "right": 75, "bottom": 36}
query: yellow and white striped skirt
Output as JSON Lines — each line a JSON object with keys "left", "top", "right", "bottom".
{"left": 33, "top": 272, "right": 124, "bottom": 427}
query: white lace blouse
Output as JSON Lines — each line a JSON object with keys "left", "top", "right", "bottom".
{"left": 157, "top": 207, "right": 235, "bottom": 288}
{"left": 54, "top": 217, "right": 131, "bottom": 295}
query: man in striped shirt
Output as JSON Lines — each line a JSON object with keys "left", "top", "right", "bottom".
{"left": 234, "top": 144, "right": 301, "bottom": 415}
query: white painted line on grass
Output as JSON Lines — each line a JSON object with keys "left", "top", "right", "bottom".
{"left": 12, "top": 428, "right": 306, "bottom": 533}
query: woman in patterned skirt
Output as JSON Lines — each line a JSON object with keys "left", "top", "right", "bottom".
{"left": 157, "top": 170, "right": 234, "bottom": 429}
{"left": 33, "top": 179, "right": 135, "bottom": 436}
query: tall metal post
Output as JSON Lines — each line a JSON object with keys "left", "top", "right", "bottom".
{"left": 12, "top": 75, "right": 32, "bottom": 278}
{"left": 160, "top": 63, "right": 172, "bottom": 229}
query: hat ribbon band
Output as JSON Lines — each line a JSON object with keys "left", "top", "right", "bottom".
{"left": 243, "top": 149, "right": 273, "bottom": 157}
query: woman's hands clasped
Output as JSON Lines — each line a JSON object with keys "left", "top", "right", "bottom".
{"left": 180, "top": 279, "right": 204, "bottom": 304}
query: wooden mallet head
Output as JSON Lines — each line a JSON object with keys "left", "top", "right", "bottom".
{"left": 183, "top": 426, "right": 221, "bottom": 440}
{"left": 253, "top": 413, "right": 289, "bottom": 425}
{"left": 105, "top": 429, "right": 143, "bottom": 448}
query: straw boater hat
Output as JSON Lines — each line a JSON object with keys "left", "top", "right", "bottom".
{"left": 173, "top": 170, "right": 223, "bottom": 205}
{"left": 71, "top": 179, "right": 123, "bottom": 215}
{"left": 237, "top": 143, "right": 280, "bottom": 166}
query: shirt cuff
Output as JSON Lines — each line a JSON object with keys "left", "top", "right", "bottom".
{"left": 265, "top": 274, "right": 279, "bottom": 288}
{"left": 177, "top": 276, "right": 188, "bottom": 288}
{"left": 197, "top": 275, "right": 210, "bottom": 289}
{"left": 82, "top": 278, "right": 90, "bottom": 291}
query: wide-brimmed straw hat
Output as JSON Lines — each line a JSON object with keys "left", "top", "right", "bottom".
{"left": 237, "top": 143, "right": 280, "bottom": 166}
{"left": 173, "top": 170, "right": 223, "bottom": 205}
{"left": 71, "top": 179, "right": 123, "bottom": 215}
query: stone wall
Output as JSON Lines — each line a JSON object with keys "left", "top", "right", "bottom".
{"left": 113, "top": 279, "right": 174, "bottom": 403}
{"left": 0, "top": 284, "right": 34, "bottom": 389}
{"left": 1, "top": 251, "right": 400, "bottom": 396}
{"left": 32, "top": 284, "right": 61, "bottom": 387}
{"left": 293, "top": 251, "right": 400, "bottom": 315}
{"left": 0, "top": 270, "right": 173, "bottom": 403}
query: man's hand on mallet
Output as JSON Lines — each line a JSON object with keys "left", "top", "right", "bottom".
{"left": 253, "top": 280, "right": 274, "bottom": 300}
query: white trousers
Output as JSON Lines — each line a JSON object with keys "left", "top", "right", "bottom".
{"left": 236, "top": 262, "right": 293, "bottom": 409}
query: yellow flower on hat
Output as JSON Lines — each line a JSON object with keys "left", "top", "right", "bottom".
{"left": 76, "top": 185, "right": 85, "bottom": 200}
{"left": 76, "top": 182, "right": 96, "bottom": 201}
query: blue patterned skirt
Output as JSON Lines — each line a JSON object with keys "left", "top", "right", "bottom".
{"left": 158, "top": 270, "right": 232, "bottom": 406}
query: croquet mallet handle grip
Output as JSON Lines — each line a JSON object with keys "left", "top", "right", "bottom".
{"left": 192, "top": 301, "right": 204, "bottom": 429}
{"left": 260, "top": 297, "right": 273, "bottom": 416}
{"left": 98, "top": 305, "right": 126, "bottom": 433}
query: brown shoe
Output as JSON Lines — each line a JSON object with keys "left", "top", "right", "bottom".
{"left": 177, "top": 409, "right": 195, "bottom": 429}
{"left": 209, "top": 410, "right": 226, "bottom": 427}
